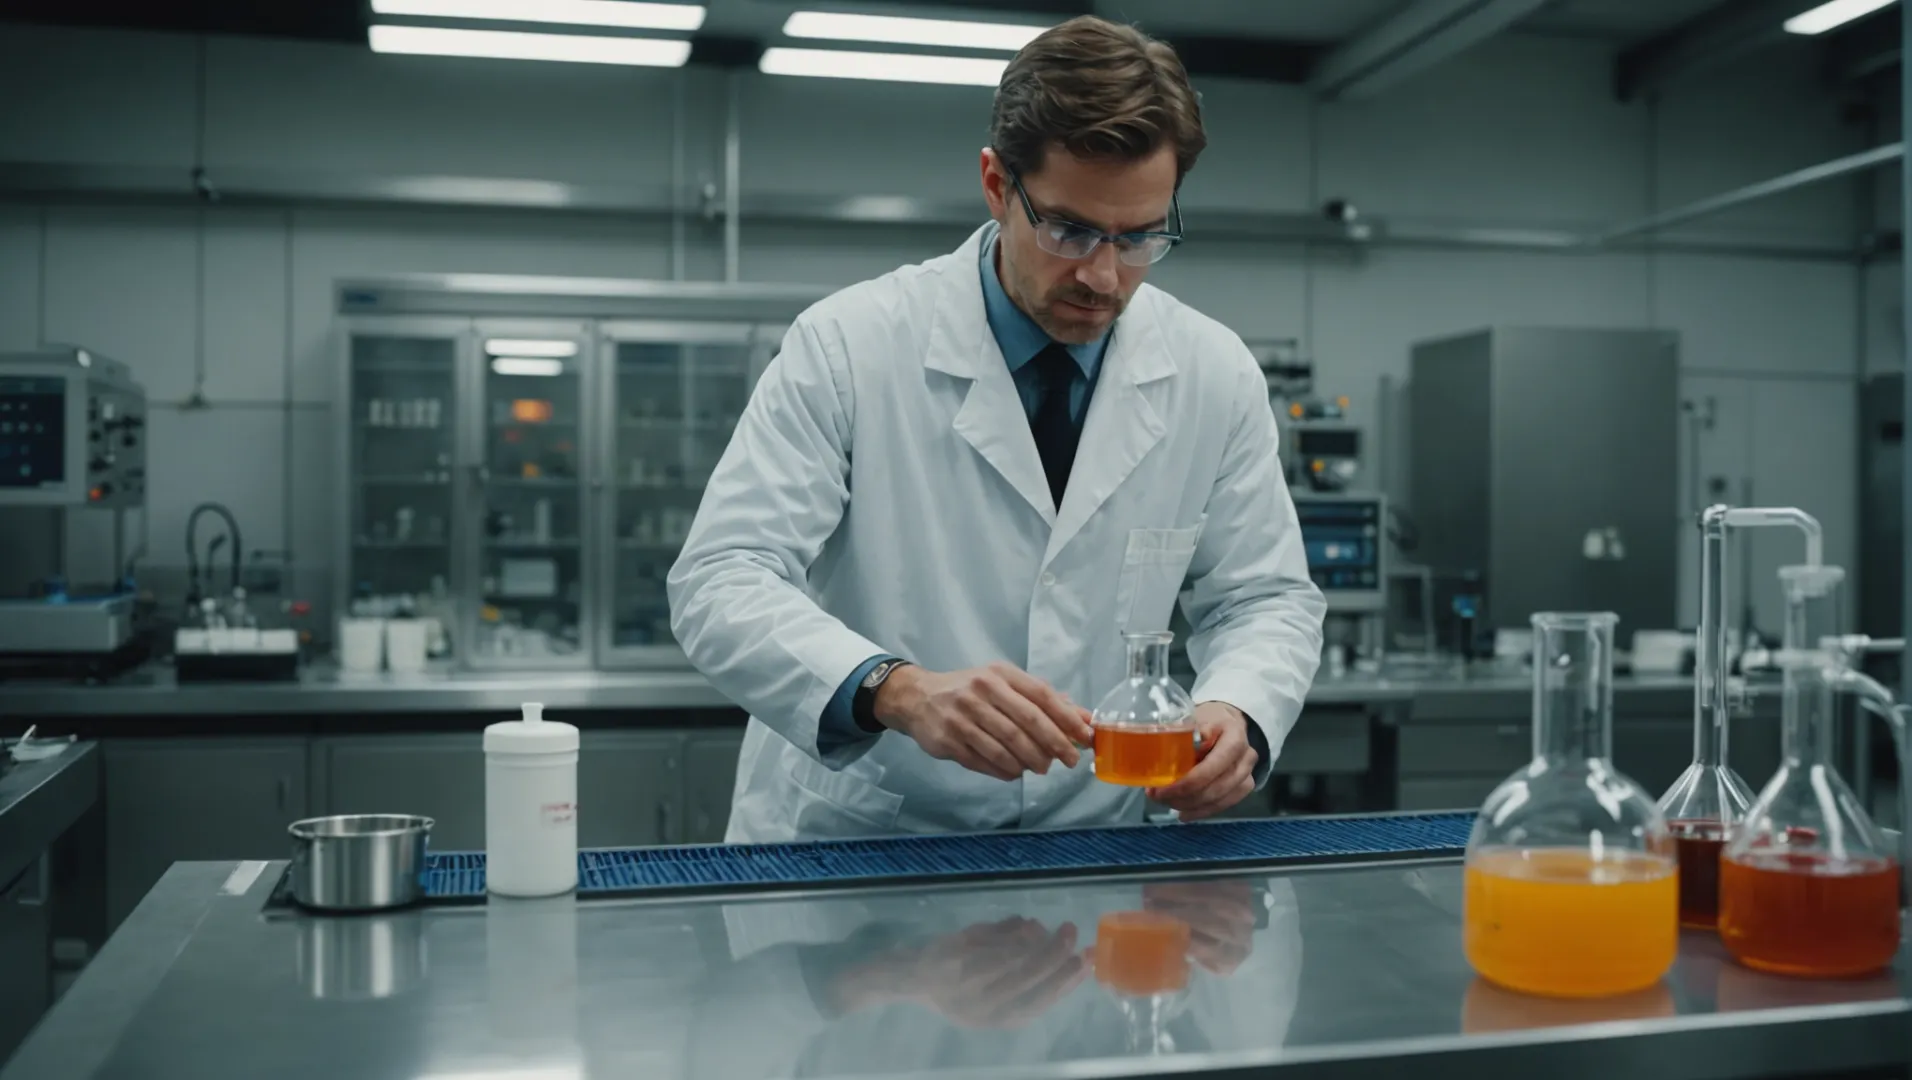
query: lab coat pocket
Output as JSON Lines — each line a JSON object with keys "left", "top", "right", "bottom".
{"left": 1116, "top": 522, "right": 1204, "bottom": 633}
{"left": 787, "top": 755, "right": 904, "bottom": 835}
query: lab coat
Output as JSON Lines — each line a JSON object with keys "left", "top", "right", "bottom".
{"left": 668, "top": 222, "right": 1325, "bottom": 842}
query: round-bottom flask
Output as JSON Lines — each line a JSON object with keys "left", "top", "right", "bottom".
{"left": 1093, "top": 632, "right": 1198, "bottom": 788}
{"left": 1463, "top": 613, "right": 1677, "bottom": 998}
{"left": 1718, "top": 566, "right": 1901, "bottom": 978}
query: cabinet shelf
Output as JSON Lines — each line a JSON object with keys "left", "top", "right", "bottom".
{"left": 487, "top": 477, "right": 580, "bottom": 489}
{"left": 488, "top": 539, "right": 581, "bottom": 550}
{"left": 492, "top": 420, "right": 579, "bottom": 430}
{"left": 360, "top": 476, "right": 449, "bottom": 486}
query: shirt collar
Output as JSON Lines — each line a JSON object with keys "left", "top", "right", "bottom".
{"left": 979, "top": 230, "right": 1106, "bottom": 379}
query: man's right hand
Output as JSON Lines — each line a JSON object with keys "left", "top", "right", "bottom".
{"left": 873, "top": 662, "right": 1094, "bottom": 781}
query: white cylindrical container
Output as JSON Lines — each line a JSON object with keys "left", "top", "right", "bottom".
{"left": 385, "top": 620, "right": 428, "bottom": 674}
{"left": 338, "top": 618, "right": 386, "bottom": 674}
{"left": 484, "top": 702, "right": 578, "bottom": 898}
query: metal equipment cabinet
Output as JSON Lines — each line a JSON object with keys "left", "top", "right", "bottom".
{"left": 103, "top": 737, "right": 309, "bottom": 929}
{"left": 681, "top": 730, "right": 746, "bottom": 843}
{"left": 316, "top": 734, "right": 488, "bottom": 850}
{"left": 578, "top": 732, "right": 682, "bottom": 847}
{"left": 1409, "top": 328, "right": 1680, "bottom": 633}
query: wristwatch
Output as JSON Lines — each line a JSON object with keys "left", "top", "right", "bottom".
{"left": 853, "top": 658, "right": 913, "bottom": 733}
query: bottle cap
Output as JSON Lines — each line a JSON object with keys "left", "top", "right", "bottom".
{"left": 484, "top": 701, "right": 578, "bottom": 754}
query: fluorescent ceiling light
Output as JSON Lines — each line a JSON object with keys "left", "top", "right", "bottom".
{"left": 1783, "top": 0, "right": 1897, "bottom": 34}
{"left": 782, "top": 11, "right": 1043, "bottom": 52}
{"left": 370, "top": 0, "right": 705, "bottom": 31}
{"left": 759, "top": 47, "right": 1007, "bottom": 86}
{"left": 486, "top": 339, "right": 579, "bottom": 357}
{"left": 491, "top": 357, "right": 567, "bottom": 377}
{"left": 369, "top": 25, "right": 692, "bottom": 66}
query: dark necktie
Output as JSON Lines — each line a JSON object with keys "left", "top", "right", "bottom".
{"left": 1029, "top": 344, "right": 1081, "bottom": 509}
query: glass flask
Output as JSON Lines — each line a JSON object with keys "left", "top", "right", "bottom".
{"left": 1718, "top": 565, "right": 1901, "bottom": 978}
{"left": 1463, "top": 612, "right": 1678, "bottom": 999}
{"left": 1657, "top": 506, "right": 1757, "bottom": 929}
{"left": 1092, "top": 632, "right": 1198, "bottom": 788}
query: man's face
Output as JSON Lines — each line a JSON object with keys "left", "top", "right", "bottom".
{"left": 981, "top": 143, "right": 1177, "bottom": 345}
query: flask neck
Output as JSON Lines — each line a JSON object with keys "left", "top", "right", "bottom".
{"left": 1778, "top": 569, "right": 1843, "bottom": 769}
{"left": 1693, "top": 514, "right": 1729, "bottom": 766}
{"left": 1127, "top": 638, "right": 1171, "bottom": 680}
{"left": 1532, "top": 617, "right": 1616, "bottom": 763}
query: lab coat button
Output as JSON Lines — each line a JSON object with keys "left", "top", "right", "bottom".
{"left": 1040, "top": 572, "right": 1056, "bottom": 587}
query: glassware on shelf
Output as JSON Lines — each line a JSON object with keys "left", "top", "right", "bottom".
{"left": 1463, "top": 612, "right": 1677, "bottom": 999}
{"left": 1091, "top": 632, "right": 1197, "bottom": 788}
{"left": 1718, "top": 565, "right": 1901, "bottom": 978}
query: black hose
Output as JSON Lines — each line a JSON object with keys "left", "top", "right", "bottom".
{"left": 185, "top": 502, "right": 244, "bottom": 595}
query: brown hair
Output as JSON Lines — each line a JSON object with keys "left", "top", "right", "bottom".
{"left": 990, "top": 15, "right": 1206, "bottom": 184}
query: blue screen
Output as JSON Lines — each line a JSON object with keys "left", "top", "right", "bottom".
{"left": 1296, "top": 499, "right": 1380, "bottom": 592}
{"left": 0, "top": 377, "right": 64, "bottom": 488}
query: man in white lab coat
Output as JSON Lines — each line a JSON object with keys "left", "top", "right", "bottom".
{"left": 668, "top": 15, "right": 1325, "bottom": 842}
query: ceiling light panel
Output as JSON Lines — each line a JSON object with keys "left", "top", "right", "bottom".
{"left": 759, "top": 47, "right": 1008, "bottom": 86}
{"left": 371, "top": 0, "right": 706, "bottom": 31}
{"left": 370, "top": 25, "right": 692, "bottom": 66}
{"left": 781, "top": 11, "right": 1045, "bottom": 52}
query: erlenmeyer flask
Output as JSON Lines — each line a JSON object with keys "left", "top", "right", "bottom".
{"left": 1658, "top": 508, "right": 1757, "bottom": 928}
{"left": 1092, "top": 632, "right": 1197, "bottom": 788}
{"left": 1463, "top": 612, "right": 1677, "bottom": 998}
{"left": 1718, "top": 565, "right": 1900, "bottom": 978}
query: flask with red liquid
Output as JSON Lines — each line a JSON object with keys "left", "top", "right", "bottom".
{"left": 1717, "top": 566, "right": 1901, "bottom": 978}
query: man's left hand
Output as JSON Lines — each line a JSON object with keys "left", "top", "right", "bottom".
{"left": 1146, "top": 702, "right": 1258, "bottom": 821}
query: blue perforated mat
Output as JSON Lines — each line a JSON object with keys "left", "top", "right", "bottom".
{"left": 396, "top": 811, "right": 1473, "bottom": 903}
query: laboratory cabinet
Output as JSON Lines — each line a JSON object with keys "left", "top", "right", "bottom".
{"left": 0, "top": 857, "right": 51, "bottom": 1063}
{"left": 102, "top": 737, "right": 310, "bottom": 929}
{"left": 337, "top": 307, "right": 790, "bottom": 672}
{"left": 682, "top": 729, "right": 747, "bottom": 843}
{"left": 315, "top": 734, "right": 488, "bottom": 850}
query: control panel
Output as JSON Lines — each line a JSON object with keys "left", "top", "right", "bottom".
{"left": 0, "top": 349, "right": 146, "bottom": 508}
{"left": 1294, "top": 495, "right": 1386, "bottom": 613}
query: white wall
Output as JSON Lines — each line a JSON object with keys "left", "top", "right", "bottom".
{"left": 0, "top": 22, "right": 1875, "bottom": 635}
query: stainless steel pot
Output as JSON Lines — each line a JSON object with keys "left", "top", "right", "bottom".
{"left": 288, "top": 814, "right": 434, "bottom": 912}
{"left": 297, "top": 912, "right": 429, "bottom": 1000}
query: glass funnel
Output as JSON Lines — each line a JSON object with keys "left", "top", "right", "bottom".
{"left": 1718, "top": 565, "right": 1900, "bottom": 978}
{"left": 1657, "top": 506, "right": 1758, "bottom": 929}
{"left": 1463, "top": 612, "right": 1677, "bottom": 999}
{"left": 1092, "top": 632, "right": 1198, "bottom": 788}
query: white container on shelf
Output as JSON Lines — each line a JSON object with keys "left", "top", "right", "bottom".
{"left": 484, "top": 702, "right": 579, "bottom": 898}
{"left": 385, "top": 620, "right": 429, "bottom": 673}
{"left": 339, "top": 618, "right": 386, "bottom": 673}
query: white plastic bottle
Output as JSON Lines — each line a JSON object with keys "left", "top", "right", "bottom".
{"left": 484, "top": 702, "right": 579, "bottom": 897}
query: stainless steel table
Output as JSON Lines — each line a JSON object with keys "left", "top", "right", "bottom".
{"left": 0, "top": 743, "right": 98, "bottom": 891}
{"left": 5, "top": 849, "right": 1906, "bottom": 1080}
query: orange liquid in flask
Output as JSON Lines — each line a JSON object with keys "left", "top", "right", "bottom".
{"left": 1464, "top": 848, "right": 1678, "bottom": 997}
{"left": 1718, "top": 852, "right": 1900, "bottom": 977}
{"left": 1093, "top": 725, "right": 1196, "bottom": 787}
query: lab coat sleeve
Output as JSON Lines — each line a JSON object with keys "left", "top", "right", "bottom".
{"left": 668, "top": 317, "right": 885, "bottom": 768}
{"left": 1181, "top": 351, "right": 1326, "bottom": 781}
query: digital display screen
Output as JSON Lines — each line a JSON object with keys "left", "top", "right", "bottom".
{"left": 0, "top": 377, "right": 66, "bottom": 488}
{"left": 1297, "top": 428, "right": 1360, "bottom": 457}
{"left": 1296, "top": 498, "right": 1380, "bottom": 592}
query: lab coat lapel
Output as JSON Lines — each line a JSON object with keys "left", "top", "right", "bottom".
{"left": 924, "top": 225, "right": 1058, "bottom": 525}
{"left": 1046, "top": 295, "right": 1172, "bottom": 560}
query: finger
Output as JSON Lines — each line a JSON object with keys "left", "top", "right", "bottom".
{"left": 1177, "top": 770, "right": 1256, "bottom": 822}
{"left": 967, "top": 695, "right": 1056, "bottom": 774}
{"left": 955, "top": 728, "right": 1023, "bottom": 781}
{"left": 980, "top": 678, "right": 1078, "bottom": 768}
{"left": 1152, "top": 725, "right": 1244, "bottom": 803}
{"left": 996, "top": 664, "right": 1095, "bottom": 745}
{"left": 974, "top": 925, "right": 1085, "bottom": 1007}
{"left": 1189, "top": 934, "right": 1250, "bottom": 976}
{"left": 998, "top": 952, "right": 1088, "bottom": 1021}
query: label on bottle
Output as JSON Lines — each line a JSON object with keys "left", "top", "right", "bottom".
{"left": 542, "top": 801, "right": 576, "bottom": 827}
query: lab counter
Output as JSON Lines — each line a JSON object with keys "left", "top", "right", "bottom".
{"left": 0, "top": 662, "right": 1699, "bottom": 722}
{"left": 3, "top": 850, "right": 1905, "bottom": 1080}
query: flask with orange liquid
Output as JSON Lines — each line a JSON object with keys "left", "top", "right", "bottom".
{"left": 1463, "top": 612, "right": 1678, "bottom": 998}
{"left": 1717, "top": 565, "right": 1901, "bottom": 978}
{"left": 1092, "top": 632, "right": 1198, "bottom": 788}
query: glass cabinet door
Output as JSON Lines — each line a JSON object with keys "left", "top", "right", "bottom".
{"left": 598, "top": 322, "right": 770, "bottom": 666}
{"left": 344, "top": 325, "right": 463, "bottom": 659}
{"left": 470, "top": 323, "right": 595, "bottom": 668}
